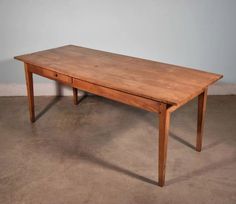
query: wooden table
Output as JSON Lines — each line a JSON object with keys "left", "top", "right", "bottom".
{"left": 15, "top": 45, "right": 222, "bottom": 187}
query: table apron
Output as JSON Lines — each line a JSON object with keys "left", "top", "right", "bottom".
{"left": 28, "top": 64, "right": 161, "bottom": 113}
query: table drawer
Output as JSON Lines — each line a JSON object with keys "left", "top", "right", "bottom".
{"left": 29, "top": 65, "right": 72, "bottom": 85}
{"left": 73, "top": 78, "right": 160, "bottom": 112}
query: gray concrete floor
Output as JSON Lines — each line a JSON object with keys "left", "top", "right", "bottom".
{"left": 0, "top": 95, "right": 235, "bottom": 204}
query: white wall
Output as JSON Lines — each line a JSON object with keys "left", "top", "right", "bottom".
{"left": 0, "top": 0, "right": 236, "bottom": 95}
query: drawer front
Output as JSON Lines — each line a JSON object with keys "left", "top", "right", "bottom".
{"left": 29, "top": 65, "right": 72, "bottom": 85}
{"left": 73, "top": 78, "right": 160, "bottom": 112}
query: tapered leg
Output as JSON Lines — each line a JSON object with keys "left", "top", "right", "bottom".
{"left": 158, "top": 103, "right": 170, "bottom": 187}
{"left": 196, "top": 89, "right": 208, "bottom": 152}
{"left": 24, "top": 63, "right": 35, "bottom": 122}
{"left": 73, "top": 87, "right": 78, "bottom": 105}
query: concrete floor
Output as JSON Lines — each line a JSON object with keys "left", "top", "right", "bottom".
{"left": 0, "top": 95, "right": 235, "bottom": 204}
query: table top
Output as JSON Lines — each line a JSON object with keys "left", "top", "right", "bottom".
{"left": 15, "top": 45, "right": 222, "bottom": 105}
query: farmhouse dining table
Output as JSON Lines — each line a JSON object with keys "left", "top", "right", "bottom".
{"left": 15, "top": 45, "right": 222, "bottom": 187}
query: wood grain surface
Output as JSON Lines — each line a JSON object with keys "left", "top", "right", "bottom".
{"left": 15, "top": 45, "right": 223, "bottom": 105}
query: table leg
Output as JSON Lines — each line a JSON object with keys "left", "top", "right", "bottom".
{"left": 73, "top": 87, "right": 78, "bottom": 105}
{"left": 24, "top": 63, "right": 35, "bottom": 123}
{"left": 158, "top": 103, "right": 170, "bottom": 187}
{"left": 196, "top": 88, "right": 208, "bottom": 152}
